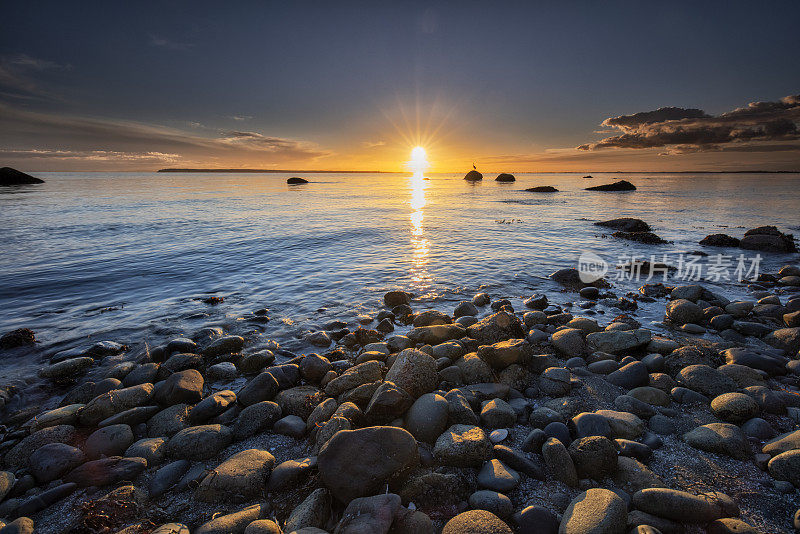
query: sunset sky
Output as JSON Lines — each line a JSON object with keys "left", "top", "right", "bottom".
{"left": 1, "top": 1, "right": 799, "bottom": 172}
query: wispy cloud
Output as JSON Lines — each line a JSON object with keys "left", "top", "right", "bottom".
{"left": 0, "top": 53, "right": 71, "bottom": 101}
{"left": 0, "top": 103, "right": 332, "bottom": 169}
{"left": 362, "top": 140, "right": 386, "bottom": 148}
{"left": 578, "top": 94, "right": 800, "bottom": 153}
{"left": 226, "top": 115, "right": 253, "bottom": 121}
{"left": 148, "top": 35, "right": 193, "bottom": 50}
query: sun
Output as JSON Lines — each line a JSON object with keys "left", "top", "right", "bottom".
{"left": 409, "top": 146, "right": 429, "bottom": 175}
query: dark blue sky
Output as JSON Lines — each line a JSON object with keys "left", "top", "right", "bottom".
{"left": 1, "top": 1, "right": 799, "bottom": 170}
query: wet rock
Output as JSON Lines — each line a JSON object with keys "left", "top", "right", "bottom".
{"left": 684, "top": 423, "right": 750, "bottom": 460}
{"left": 39, "top": 357, "right": 94, "bottom": 381}
{"left": 0, "top": 328, "right": 36, "bottom": 349}
{"left": 560, "top": 488, "right": 627, "bottom": 534}
{"left": 464, "top": 170, "right": 483, "bottom": 181}
{"left": 585, "top": 180, "right": 636, "bottom": 191}
{"left": 740, "top": 226, "right": 796, "bottom": 253}
{"left": 666, "top": 299, "right": 704, "bottom": 325}
{"left": 202, "top": 335, "right": 244, "bottom": 358}
{"left": 154, "top": 369, "right": 204, "bottom": 405}
{"left": 700, "top": 234, "right": 741, "bottom": 247}
{"left": 477, "top": 339, "right": 531, "bottom": 368}
{"left": 385, "top": 290, "right": 413, "bottom": 307}
{"left": 318, "top": 426, "right": 419, "bottom": 502}
{"left": 434, "top": 424, "right": 491, "bottom": 467}
{"left": 196, "top": 448, "right": 275, "bottom": 502}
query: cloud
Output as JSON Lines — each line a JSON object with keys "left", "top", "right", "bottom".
{"left": 0, "top": 103, "right": 332, "bottom": 169}
{"left": 226, "top": 115, "right": 252, "bottom": 121}
{"left": 578, "top": 94, "right": 800, "bottom": 152}
{"left": 0, "top": 148, "right": 182, "bottom": 163}
{"left": 0, "top": 53, "right": 71, "bottom": 100}
{"left": 148, "top": 35, "right": 193, "bottom": 50}
{"left": 362, "top": 140, "right": 386, "bottom": 148}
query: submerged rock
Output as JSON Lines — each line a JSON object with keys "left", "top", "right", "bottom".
{"left": 585, "top": 180, "right": 636, "bottom": 191}
{"left": 700, "top": 234, "right": 741, "bottom": 247}
{"left": 495, "top": 173, "right": 515, "bottom": 182}
{"left": 287, "top": 177, "right": 309, "bottom": 184}
{"left": 464, "top": 170, "right": 483, "bottom": 181}
{"left": 595, "top": 218, "right": 651, "bottom": 232}
{"left": 524, "top": 186, "right": 558, "bottom": 192}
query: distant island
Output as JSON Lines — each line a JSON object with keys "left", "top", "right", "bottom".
{"left": 157, "top": 168, "right": 385, "bottom": 173}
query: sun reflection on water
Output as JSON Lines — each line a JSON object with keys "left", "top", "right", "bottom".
{"left": 409, "top": 170, "right": 431, "bottom": 286}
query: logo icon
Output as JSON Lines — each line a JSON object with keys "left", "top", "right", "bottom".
{"left": 578, "top": 251, "right": 608, "bottom": 283}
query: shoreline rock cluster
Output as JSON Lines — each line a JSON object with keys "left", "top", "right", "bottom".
{"left": 1, "top": 263, "right": 800, "bottom": 533}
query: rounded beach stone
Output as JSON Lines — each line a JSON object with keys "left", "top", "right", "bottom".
{"left": 84, "top": 424, "right": 134, "bottom": 459}
{"left": 710, "top": 392, "right": 759, "bottom": 423}
{"left": 477, "top": 459, "right": 520, "bottom": 492}
{"left": 442, "top": 509, "right": 513, "bottom": 534}
{"left": 318, "top": 426, "right": 419, "bottom": 502}
{"left": 632, "top": 487, "right": 732, "bottom": 523}
{"left": 559, "top": 488, "right": 627, "bottom": 534}
{"left": 28, "top": 443, "right": 85, "bottom": 483}
{"left": 683, "top": 423, "right": 750, "bottom": 460}
{"left": 196, "top": 449, "right": 275, "bottom": 502}
{"left": 166, "top": 424, "right": 232, "bottom": 460}
{"left": 434, "top": 424, "right": 491, "bottom": 467}
{"left": 568, "top": 436, "right": 618, "bottom": 480}
{"left": 404, "top": 393, "right": 449, "bottom": 443}
{"left": 469, "top": 490, "right": 513, "bottom": 518}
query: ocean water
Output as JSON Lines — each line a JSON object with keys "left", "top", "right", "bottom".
{"left": 2, "top": 171, "right": 799, "bottom": 383}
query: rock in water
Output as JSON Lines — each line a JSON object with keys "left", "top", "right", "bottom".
{"left": 700, "top": 234, "right": 741, "bottom": 247}
{"left": 525, "top": 186, "right": 558, "bottom": 192}
{"left": 585, "top": 180, "right": 636, "bottom": 191}
{"left": 495, "top": 173, "right": 515, "bottom": 182}
{"left": 464, "top": 170, "right": 483, "bottom": 181}
{"left": 318, "top": 426, "right": 419, "bottom": 502}
{"left": 595, "top": 218, "right": 651, "bottom": 232}
{"left": 740, "top": 226, "right": 797, "bottom": 253}
{"left": 287, "top": 177, "right": 309, "bottom": 184}
{"left": 0, "top": 167, "right": 44, "bottom": 185}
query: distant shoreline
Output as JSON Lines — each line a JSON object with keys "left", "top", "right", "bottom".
{"left": 157, "top": 168, "right": 385, "bottom": 173}
{"left": 156, "top": 168, "right": 799, "bottom": 174}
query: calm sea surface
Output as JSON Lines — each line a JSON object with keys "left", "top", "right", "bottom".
{"left": 2, "top": 172, "right": 799, "bottom": 384}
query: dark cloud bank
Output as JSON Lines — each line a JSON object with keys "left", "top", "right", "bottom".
{"left": 579, "top": 94, "right": 800, "bottom": 154}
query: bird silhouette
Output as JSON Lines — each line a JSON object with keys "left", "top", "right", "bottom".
{"left": 472, "top": 162, "right": 476, "bottom": 170}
